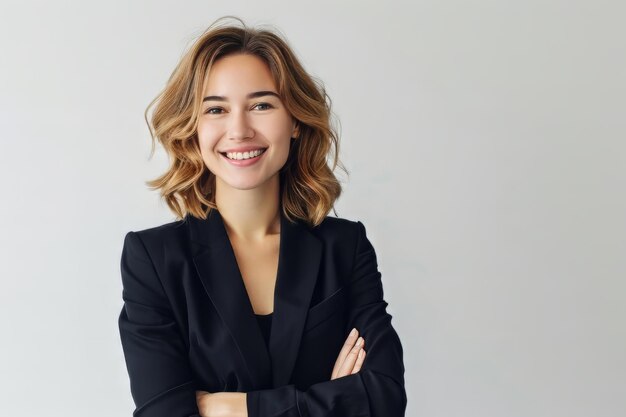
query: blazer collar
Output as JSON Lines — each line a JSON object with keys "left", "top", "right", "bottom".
{"left": 188, "top": 208, "right": 322, "bottom": 389}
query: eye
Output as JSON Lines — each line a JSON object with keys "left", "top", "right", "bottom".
{"left": 204, "top": 107, "right": 224, "bottom": 115}
{"left": 253, "top": 102, "right": 274, "bottom": 111}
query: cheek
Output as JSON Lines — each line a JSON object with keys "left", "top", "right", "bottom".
{"left": 197, "top": 128, "right": 220, "bottom": 155}
{"left": 267, "top": 134, "right": 292, "bottom": 161}
{"left": 196, "top": 139, "right": 221, "bottom": 172}
{"left": 262, "top": 121, "right": 294, "bottom": 150}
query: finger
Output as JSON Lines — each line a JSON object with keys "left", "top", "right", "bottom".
{"left": 351, "top": 348, "right": 366, "bottom": 374}
{"left": 337, "top": 336, "right": 364, "bottom": 378}
{"left": 331, "top": 328, "right": 359, "bottom": 379}
{"left": 339, "top": 336, "right": 364, "bottom": 376}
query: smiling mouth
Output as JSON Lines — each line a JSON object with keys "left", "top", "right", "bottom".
{"left": 219, "top": 148, "right": 268, "bottom": 161}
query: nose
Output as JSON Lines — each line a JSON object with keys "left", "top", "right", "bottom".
{"left": 226, "top": 108, "right": 254, "bottom": 141}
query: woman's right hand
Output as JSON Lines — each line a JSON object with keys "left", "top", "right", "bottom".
{"left": 330, "top": 328, "right": 367, "bottom": 380}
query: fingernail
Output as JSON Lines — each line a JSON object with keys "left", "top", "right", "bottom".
{"left": 350, "top": 328, "right": 357, "bottom": 337}
{"left": 356, "top": 337, "right": 363, "bottom": 347}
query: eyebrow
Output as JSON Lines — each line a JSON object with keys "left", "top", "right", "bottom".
{"left": 202, "top": 90, "right": 281, "bottom": 102}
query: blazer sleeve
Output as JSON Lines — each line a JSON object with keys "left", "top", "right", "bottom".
{"left": 246, "top": 220, "right": 407, "bottom": 417}
{"left": 118, "top": 231, "right": 202, "bottom": 417}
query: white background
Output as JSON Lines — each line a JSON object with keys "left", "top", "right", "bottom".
{"left": 1, "top": 1, "right": 624, "bottom": 416}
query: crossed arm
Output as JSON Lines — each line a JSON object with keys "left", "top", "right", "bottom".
{"left": 119, "top": 221, "right": 407, "bottom": 417}
{"left": 195, "top": 327, "right": 369, "bottom": 416}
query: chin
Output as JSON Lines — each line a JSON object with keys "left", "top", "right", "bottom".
{"left": 221, "top": 178, "right": 267, "bottom": 191}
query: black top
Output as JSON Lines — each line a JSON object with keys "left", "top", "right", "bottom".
{"left": 254, "top": 312, "right": 273, "bottom": 350}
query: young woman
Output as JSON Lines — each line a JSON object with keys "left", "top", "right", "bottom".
{"left": 118, "top": 16, "right": 407, "bottom": 417}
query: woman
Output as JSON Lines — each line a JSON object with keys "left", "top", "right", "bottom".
{"left": 118, "top": 16, "right": 407, "bottom": 417}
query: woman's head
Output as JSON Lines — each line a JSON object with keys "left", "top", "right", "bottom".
{"left": 145, "top": 16, "right": 347, "bottom": 227}
{"left": 198, "top": 53, "right": 298, "bottom": 208}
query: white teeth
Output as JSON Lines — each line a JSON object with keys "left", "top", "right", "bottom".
{"left": 225, "top": 148, "right": 265, "bottom": 160}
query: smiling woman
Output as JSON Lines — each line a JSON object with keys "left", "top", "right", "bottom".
{"left": 142, "top": 16, "right": 345, "bottom": 227}
{"left": 197, "top": 53, "right": 297, "bottom": 190}
{"left": 118, "top": 15, "right": 407, "bottom": 417}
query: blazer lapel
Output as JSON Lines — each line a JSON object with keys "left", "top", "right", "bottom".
{"left": 188, "top": 208, "right": 322, "bottom": 389}
{"left": 269, "top": 209, "right": 322, "bottom": 387}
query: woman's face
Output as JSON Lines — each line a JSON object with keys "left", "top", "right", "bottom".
{"left": 197, "top": 53, "right": 298, "bottom": 192}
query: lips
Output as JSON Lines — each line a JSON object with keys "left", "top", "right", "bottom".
{"left": 222, "top": 148, "right": 267, "bottom": 160}
{"left": 219, "top": 147, "right": 267, "bottom": 166}
{"left": 220, "top": 148, "right": 267, "bottom": 160}
{"left": 219, "top": 147, "right": 268, "bottom": 155}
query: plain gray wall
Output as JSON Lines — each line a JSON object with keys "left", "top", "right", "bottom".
{"left": 1, "top": 0, "right": 624, "bottom": 416}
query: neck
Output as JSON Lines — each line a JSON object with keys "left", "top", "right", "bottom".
{"left": 215, "top": 174, "right": 281, "bottom": 242}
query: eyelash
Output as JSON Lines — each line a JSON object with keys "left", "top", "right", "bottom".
{"left": 204, "top": 102, "right": 274, "bottom": 115}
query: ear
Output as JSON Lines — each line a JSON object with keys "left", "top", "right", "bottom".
{"left": 292, "top": 120, "right": 300, "bottom": 139}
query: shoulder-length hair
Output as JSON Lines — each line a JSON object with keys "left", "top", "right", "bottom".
{"left": 143, "top": 16, "right": 348, "bottom": 228}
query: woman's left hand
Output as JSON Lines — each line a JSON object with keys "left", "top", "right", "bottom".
{"left": 195, "top": 390, "right": 248, "bottom": 417}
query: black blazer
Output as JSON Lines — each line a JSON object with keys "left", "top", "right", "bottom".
{"left": 118, "top": 208, "right": 407, "bottom": 417}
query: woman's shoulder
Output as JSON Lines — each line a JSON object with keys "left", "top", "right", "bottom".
{"left": 127, "top": 217, "right": 186, "bottom": 237}
{"left": 315, "top": 214, "right": 359, "bottom": 229}
{"left": 122, "top": 217, "right": 188, "bottom": 255}
{"left": 312, "top": 214, "right": 366, "bottom": 243}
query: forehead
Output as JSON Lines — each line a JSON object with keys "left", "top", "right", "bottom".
{"left": 204, "top": 53, "right": 277, "bottom": 94}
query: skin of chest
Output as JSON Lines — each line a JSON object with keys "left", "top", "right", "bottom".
{"left": 229, "top": 234, "right": 280, "bottom": 315}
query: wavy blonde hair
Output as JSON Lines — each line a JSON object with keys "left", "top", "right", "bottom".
{"left": 143, "top": 16, "right": 348, "bottom": 228}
